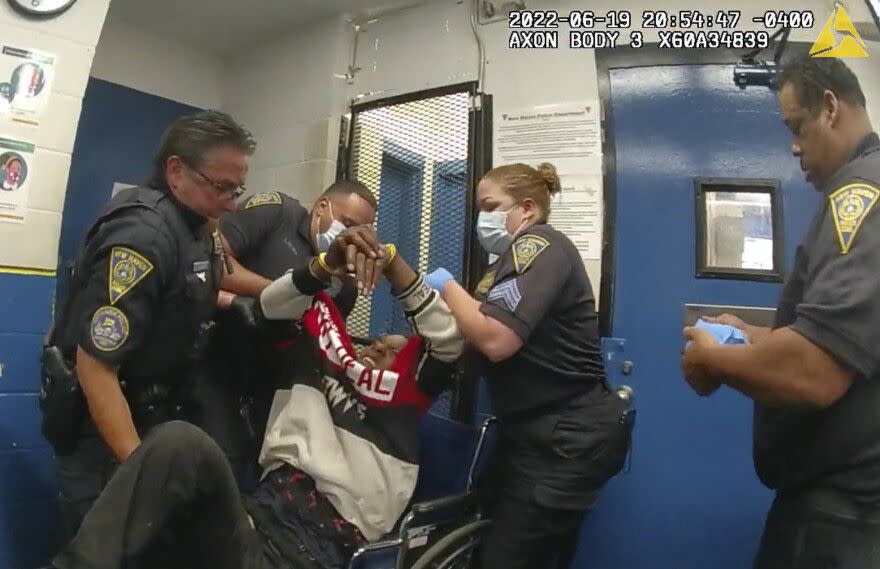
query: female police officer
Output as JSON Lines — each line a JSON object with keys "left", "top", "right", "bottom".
{"left": 426, "top": 162, "right": 631, "bottom": 569}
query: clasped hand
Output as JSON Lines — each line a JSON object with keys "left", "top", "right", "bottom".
{"left": 323, "top": 225, "right": 390, "bottom": 295}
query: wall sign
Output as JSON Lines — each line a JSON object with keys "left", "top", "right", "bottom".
{"left": 0, "top": 135, "right": 35, "bottom": 224}
{"left": 0, "top": 45, "right": 55, "bottom": 125}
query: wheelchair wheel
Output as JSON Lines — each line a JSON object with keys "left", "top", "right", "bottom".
{"left": 409, "top": 519, "right": 491, "bottom": 569}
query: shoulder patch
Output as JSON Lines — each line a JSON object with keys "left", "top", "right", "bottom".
{"left": 487, "top": 279, "right": 522, "bottom": 312}
{"left": 511, "top": 234, "right": 550, "bottom": 274}
{"left": 829, "top": 183, "right": 880, "bottom": 254}
{"left": 245, "top": 192, "right": 282, "bottom": 209}
{"left": 475, "top": 269, "right": 497, "bottom": 295}
{"left": 90, "top": 306, "right": 130, "bottom": 352}
{"left": 109, "top": 247, "right": 154, "bottom": 304}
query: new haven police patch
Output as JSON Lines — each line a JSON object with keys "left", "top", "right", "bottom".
{"left": 829, "top": 183, "right": 879, "bottom": 254}
{"left": 90, "top": 306, "right": 129, "bottom": 352}
{"left": 245, "top": 192, "right": 282, "bottom": 209}
{"left": 109, "top": 247, "right": 153, "bottom": 304}
{"left": 511, "top": 234, "right": 550, "bottom": 274}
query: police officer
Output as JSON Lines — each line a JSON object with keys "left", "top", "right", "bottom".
{"left": 426, "top": 162, "right": 632, "bottom": 569}
{"left": 218, "top": 180, "right": 377, "bottom": 301}
{"left": 197, "top": 182, "right": 377, "bottom": 481}
{"left": 46, "top": 110, "right": 255, "bottom": 538}
{"left": 682, "top": 56, "right": 880, "bottom": 568}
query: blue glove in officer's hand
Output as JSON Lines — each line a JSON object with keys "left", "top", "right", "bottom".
{"left": 425, "top": 268, "right": 455, "bottom": 293}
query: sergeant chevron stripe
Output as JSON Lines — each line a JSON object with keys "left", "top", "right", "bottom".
{"left": 486, "top": 279, "right": 522, "bottom": 311}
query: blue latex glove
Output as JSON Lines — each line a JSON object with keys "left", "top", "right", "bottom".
{"left": 424, "top": 268, "right": 455, "bottom": 292}
{"left": 693, "top": 319, "right": 748, "bottom": 345}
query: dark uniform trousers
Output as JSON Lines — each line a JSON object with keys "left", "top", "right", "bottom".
{"left": 754, "top": 491, "right": 880, "bottom": 569}
{"left": 479, "top": 385, "right": 631, "bottom": 569}
{"left": 55, "top": 402, "right": 194, "bottom": 538}
{"left": 55, "top": 422, "right": 120, "bottom": 540}
{"left": 53, "top": 421, "right": 322, "bottom": 569}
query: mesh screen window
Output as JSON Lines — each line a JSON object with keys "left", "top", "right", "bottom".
{"left": 346, "top": 88, "right": 472, "bottom": 339}
{"left": 694, "top": 178, "right": 783, "bottom": 282}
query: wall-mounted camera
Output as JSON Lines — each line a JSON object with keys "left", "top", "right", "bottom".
{"left": 733, "top": 62, "right": 778, "bottom": 89}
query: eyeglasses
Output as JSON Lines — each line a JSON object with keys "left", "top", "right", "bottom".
{"left": 186, "top": 163, "right": 246, "bottom": 200}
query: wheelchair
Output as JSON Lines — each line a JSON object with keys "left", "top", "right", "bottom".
{"left": 347, "top": 409, "right": 497, "bottom": 569}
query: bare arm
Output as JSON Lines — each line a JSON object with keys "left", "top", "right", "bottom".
{"left": 685, "top": 326, "right": 854, "bottom": 407}
{"left": 382, "top": 253, "right": 417, "bottom": 293}
{"left": 441, "top": 281, "right": 522, "bottom": 362}
{"left": 219, "top": 233, "right": 272, "bottom": 297}
{"left": 75, "top": 347, "right": 140, "bottom": 461}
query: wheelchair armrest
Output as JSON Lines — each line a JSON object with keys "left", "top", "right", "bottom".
{"left": 347, "top": 537, "right": 403, "bottom": 569}
{"left": 410, "top": 491, "right": 476, "bottom": 516}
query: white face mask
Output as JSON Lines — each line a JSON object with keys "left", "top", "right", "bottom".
{"left": 477, "top": 206, "right": 523, "bottom": 255}
{"left": 316, "top": 201, "right": 346, "bottom": 253}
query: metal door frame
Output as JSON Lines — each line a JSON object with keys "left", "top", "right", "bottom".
{"left": 336, "top": 82, "right": 493, "bottom": 420}
{"left": 595, "top": 42, "right": 812, "bottom": 337}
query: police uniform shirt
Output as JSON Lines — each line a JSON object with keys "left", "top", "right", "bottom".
{"left": 474, "top": 223, "right": 605, "bottom": 416}
{"left": 755, "top": 132, "right": 880, "bottom": 502}
{"left": 60, "top": 186, "right": 219, "bottom": 383}
{"left": 220, "top": 191, "right": 356, "bottom": 316}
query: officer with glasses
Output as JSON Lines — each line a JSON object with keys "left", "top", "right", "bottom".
{"left": 42, "top": 110, "right": 256, "bottom": 540}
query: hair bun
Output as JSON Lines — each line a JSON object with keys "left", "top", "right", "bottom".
{"left": 536, "top": 162, "right": 561, "bottom": 196}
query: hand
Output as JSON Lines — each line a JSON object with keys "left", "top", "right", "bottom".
{"left": 701, "top": 313, "right": 747, "bottom": 331}
{"left": 325, "top": 226, "right": 386, "bottom": 295}
{"left": 230, "top": 295, "right": 261, "bottom": 329}
{"left": 424, "top": 268, "right": 455, "bottom": 293}
{"left": 682, "top": 326, "right": 722, "bottom": 397}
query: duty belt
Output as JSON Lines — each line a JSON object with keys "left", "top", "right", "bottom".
{"left": 779, "top": 487, "right": 880, "bottom": 524}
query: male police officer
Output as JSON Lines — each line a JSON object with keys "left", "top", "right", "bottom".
{"left": 45, "top": 110, "right": 255, "bottom": 538}
{"left": 683, "top": 56, "right": 880, "bottom": 567}
{"left": 198, "top": 182, "right": 377, "bottom": 480}
{"left": 219, "top": 180, "right": 377, "bottom": 301}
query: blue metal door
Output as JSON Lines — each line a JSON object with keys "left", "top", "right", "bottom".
{"left": 573, "top": 65, "right": 820, "bottom": 568}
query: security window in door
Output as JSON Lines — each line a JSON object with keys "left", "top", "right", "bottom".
{"left": 695, "top": 178, "right": 783, "bottom": 282}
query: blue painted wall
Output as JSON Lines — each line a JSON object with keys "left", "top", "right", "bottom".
{"left": 57, "top": 78, "right": 202, "bottom": 304}
{"left": 0, "top": 77, "right": 200, "bottom": 568}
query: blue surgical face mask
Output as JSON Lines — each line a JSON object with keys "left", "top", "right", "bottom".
{"left": 477, "top": 206, "right": 522, "bottom": 255}
{"left": 317, "top": 201, "right": 346, "bottom": 253}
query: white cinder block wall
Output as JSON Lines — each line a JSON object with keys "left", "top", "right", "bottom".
{"left": 0, "top": 1, "right": 112, "bottom": 271}
{"left": 90, "top": 16, "right": 225, "bottom": 110}
{"left": 222, "top": 16, "right": 351, "bottom": 209}
{"left": 220, "top": 0, "right": 880, "bottom": 292}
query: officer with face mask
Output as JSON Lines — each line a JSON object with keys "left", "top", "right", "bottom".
{"left": 424, "top": 162, "right": 632, "bottom": 569}
{"left": 197, "top": 181, "right": 377, "bottom": 485}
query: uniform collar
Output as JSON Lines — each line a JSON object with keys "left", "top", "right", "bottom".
{"left": 157, "top": 184, "right": 207, "bottom": 232}
{"left": 819, "top": 133, "right": 880, "bottom": 194}
{"left": 850, "top": 132, "right": 880, "bottom": 162}
{"left": 299, "top": 206, "right": 317, "bottom": 254}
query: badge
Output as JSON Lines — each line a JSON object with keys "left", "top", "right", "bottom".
{"left": 109, "top": 247, "right": 153, "bottom": 304}
{"left": 90, "top": 306, "right": 129, "bottom": 352}
{"left": 487, "top": 279, "right": 522, "bottom": 312}
{"left": 511, "top": 234, "right": 550, "bottom": 274}
{"left": 192, "top": 261, "right": 210, "bottom": 272}
{"left": 475, "top": 270, "right": 496, "bottom": 295}
{"left": 245, "top": 192, "right": 281, "bottom": 209}
{"left": 829, "top": 183, "right": 879, "bottom": 254}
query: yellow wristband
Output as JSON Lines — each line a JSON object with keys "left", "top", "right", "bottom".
{"left": 317, "top": 252, "right": 333, "bottom": 273}
{"left": 384, "top": 244, "right": 397, "bottom": 262}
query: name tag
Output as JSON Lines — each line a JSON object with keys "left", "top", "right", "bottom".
{"left": 193, "top": 260, "right": 210, "bottom": 272}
